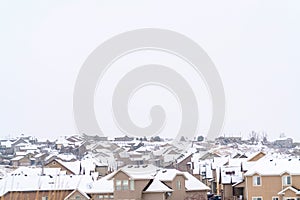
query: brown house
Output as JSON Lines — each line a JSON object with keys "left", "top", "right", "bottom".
{"left": 245, "top": 158, "right": 300, "bottom": 200}
{"left": 10, "top": 156, "right": 31, "bottom": 167}
{"left": 108, "top": 164, "right": 210, "bottom": 200}
{"left": 45, "top": 159, "right": 77, "bottom": 175}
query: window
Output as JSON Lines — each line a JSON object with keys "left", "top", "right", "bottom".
{"left": 130, "top": 180, "right": 135, "bottom": 190}
{"left": 42, "top": 197, "right": 48, "bottom": 200}
{"left": 75, "top": 195, "right": 81, "bottom": 200}
{"left": 98, "top": 195, "right": 103, "bottom": 199}
{"left": 272, "top": 197, "right": 279, "bottom": 200}
{"left": 109, "top": 195, "right": 114, "bottom": 199}
{"left": 116, "top": 180, "right": 122, "bottom": 191}
{"left": 176, "top": 180, "right": 181, "bottom": 190}
{"left": 123, "top": 180, "right": 129, "bottom": 190}
{"left": 253, "top": 176, "right": 261, "bottom": 186}
{"left": 252, "top": 197, "right": 262, "bottom": 200}
{"left": 282, "top": 175, "right": 292, "bottom": 186}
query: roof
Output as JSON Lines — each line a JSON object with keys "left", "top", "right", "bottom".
{"left": 108, "top": 164, "right": 158, "bottom": 180}
{"left": 220, "top": 166, "right": 243, "bottom": 184}
{"left": 0, "top": 174, "right": 93, "bottom": 196}
{"left": 64, "top": 189, "right": 90, "bottom": 200}
{"left": 84, "top": 174, "right": 114, "bottom": 193}
{"left": 183, "top": 172, "right": 210, "bottom": 191}
{"left": 11, "top": 156, "right": 25, "bottom": 161}
{"left": 278, "top": 186, "right": 300, "bottom": 195}
{"left": 144, "top": 179, "right": 173, "bottom": 193}
{"left": 245, "top": 158, "right": 300, "bottom": 176}
{"left": 155, "top": 169, "right": 187, "bottom": 182}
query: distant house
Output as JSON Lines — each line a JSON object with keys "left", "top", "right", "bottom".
{"left": 114, "top": 135, "right": 134, "bottom": 142}
{"left": 215, "top": 137, "right": 242, "bottom": 145}
{"left": 274, "top": 138, "right": 294, "bottom": 148}
{"left": 200, "top": 152, "right": 221, "bottom": 160}
{"left": 10, "top": 156, "right": 31, "bottom": 167}
{"left": 175, "top": 153, "right": 193, "bottom": 173}
{"left": 44, "top": 159, "right": 78, "bottom": 175}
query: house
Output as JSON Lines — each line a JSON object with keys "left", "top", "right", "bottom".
{"left": 274, "top": 138, "right": 294, "bottom": 148}
{"left": 219, "top": 165, "right": 243, "bottom": 200}
{"left": 108, "top": 164, "right": 210, "bottom": 200}
{"left": 244, "top": 158, "right": 300, "bottom": 200}
{"left": 45, "top": 156, "right": 109, "bottom": 177}
{"left": 10, "top": 156, "right": 31, "bottom": 167}
{"left": 44, "top": 159, "right": 78, "bottom": 175}
{"left": 175, "top": 153, "right": 193, "bottom": 173}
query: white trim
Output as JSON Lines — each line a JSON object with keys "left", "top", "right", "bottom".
{"left": 64, "top": 189, "right": 90, "bottom": 200}
{"left": 278, "top": 186, "right": 299, "bottom": 195}
{"left": 253, "top": 176, "right": 262, "bottom": 186}
{"left": 252, "top": 196, "right": 263, "bottom": 200}
{"left": 282, "top": 175, "right": 292, "bottom": 186}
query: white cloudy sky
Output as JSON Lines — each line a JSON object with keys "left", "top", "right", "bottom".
{"left": 0, "top": 1, "right": 299, "bottom": 141}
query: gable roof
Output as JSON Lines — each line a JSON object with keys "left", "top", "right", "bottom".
{"left": 64, "top": 189, "right": 90, "bottom": 200}
{"left": 245, "top": 158, "right": 300, "bottom": 176}
{"left": 247, "top": 151, "right": 266, "bottom": 162}
{"left": 183, "top": 172, "right": 210, "bottom": 191}
{"left": 278, "top": 186, "right": 300, "bottom": 195}
{"left": 84, "top": 174, "right": 113, "bottom": 194}
{"left": 108, "top": 164, "right": 158, "bottom": 180}
{"left": 155, "top": 169, "right": 187, "bottom": 182}
{"left": 144, "top": 179, "right": 173, "bottom": 193}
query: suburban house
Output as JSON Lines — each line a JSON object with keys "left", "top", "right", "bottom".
{"left": 0, "top": 164, "right": 209, "bottom": 200}
{"left": 244, "top": 158, "right": 300, "bottom": 200}
{"left": 108, "top": 164, "right": 210, "bottom": 200}
{"left": 10, "top": 155, "right": 32, "bottom": 167}
{"left": 44, "top": 156, "right": 109, "bottom": 177}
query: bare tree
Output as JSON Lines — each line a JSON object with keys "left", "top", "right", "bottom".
{"left": 279, "top": 133, "right": 286, "bottom": 138}
{"left": 249, "top": 131, "right": 260, "bottom": 144}
{"left": 262, "top": 132, "right": 268, "bottom": 144}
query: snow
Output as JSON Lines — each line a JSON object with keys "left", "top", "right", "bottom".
{"left": 245, "top": 158, "right": 300, "bottom": 176}
{"left": 183, "top": 172, "right": 210, "bottom": 191}
{"left": 11, "top": 156, "right": 24, "bottom": 161}
{"left": 115, "top": 164, "right": 158, "bottom": 180}
{"left": 144, "top": 179, "right": 173, "bottom": 193}
{"left": 0, "top": 173, "right": 93, "bottom": 196}
{"left": 155, "top": 169, "right": 185, "bottom": 181}
{"left": 85, "top": 175, "right": 114, "bottom": 193}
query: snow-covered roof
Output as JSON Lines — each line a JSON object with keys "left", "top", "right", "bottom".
{"left": 11, "top": 156, "right": 25, "bottom": 161}
{"left": 84, "top": 174, "right": 113, "bottom": 193}
{"left": 155, "top": 169, "right": 186, "bottom": 182}
{"left": 0, "top": 174, "right": 93, "bottom": 196}
{"left": 183, "top": 172, "right": 210, "bottom": 191}
{"left": 245, "top": 158, "right": 300, "bottom": 176}
{"left": 64, "top": 189, "right": 90, "bottom": 200}
{"left": 110, "top": 165, "right": 158, "bottom": 180}
{"left": 278, "top": 186, "right": 300, "bottom": 195}
{"left": 220, "top": 166, "right": 243, "bottom": 184}
{"left": 144, "top": 179, "right": 173, "bottom": 193}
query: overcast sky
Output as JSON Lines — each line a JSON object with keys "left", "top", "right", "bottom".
{"left": 0, "top": 1, "right": 299, "bottom": 141}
